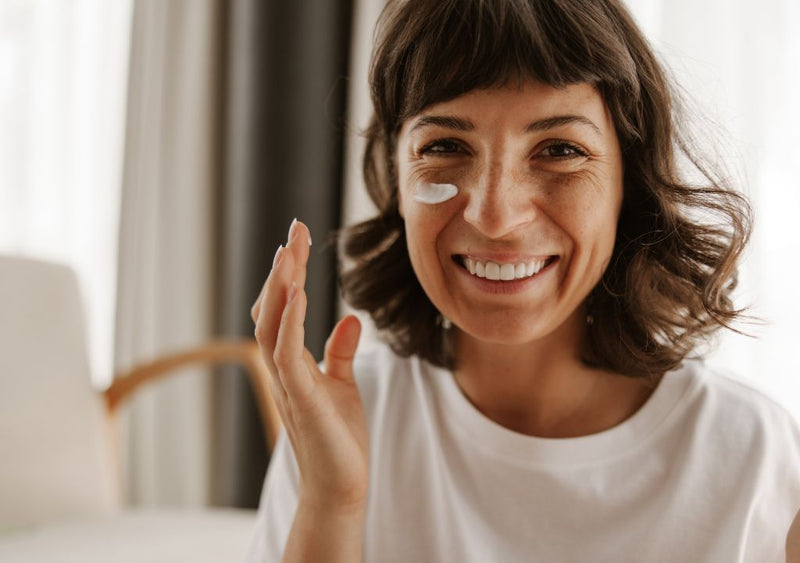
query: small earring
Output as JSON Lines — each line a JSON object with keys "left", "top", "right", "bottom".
{"left": 586, "top": 313, "right": 594, "bottom": 326}
{"left": 437, "top": 313, "right": 452, "bottom": 330}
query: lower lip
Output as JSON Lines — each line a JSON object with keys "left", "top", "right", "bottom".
{"left": 454, "top": 258, "right": 557, "bottom": 295}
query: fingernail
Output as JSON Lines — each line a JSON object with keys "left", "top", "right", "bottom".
{"left": 272, "top": 245, "right": 284, "bottom": 268}
{"left": 288, "top": 218, "right": 298, "bottom": 241}
{"left": 287, "top": 282, "right": 297, "bottom": 302}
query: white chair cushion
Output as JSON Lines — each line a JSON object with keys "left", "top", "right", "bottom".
{"left": 0, "top": 508, "right": 257, "bottom": 562}
{"left": 0, "top": 255, "right": 119, "bottom": 527}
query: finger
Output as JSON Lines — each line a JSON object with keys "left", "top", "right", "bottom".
{"left": 254, "top": 246, "right": 296, "bottom": 375}
{"left": 323, "top": 315, "right": 362, "bottom": 383}
{"left": 268, "top": 219, "right": 312, "bottom": 388}
{"left": 267, "top": 370, "right": 289, "bottom": 415}
{"left": 253, "top": 219, "right": 310, "bottom": 323}
{"left": 254, "top": 219, "right": 311, "bottom": 390}
{"left": 285, "top": 219, "right": 311, "bottom": 293}
{"left": 273, "top": 282, "right": 316, "bottom": 399}
{"left": 251, "top": 244, "right": 284, "bottom": 322}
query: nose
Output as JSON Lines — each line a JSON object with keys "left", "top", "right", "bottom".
{"left": 462, "top": 165, "right": 537, "bottom": 239}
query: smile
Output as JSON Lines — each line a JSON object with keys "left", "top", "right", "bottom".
{"left": 459, "top": 256, "right": 556, "bottom": 281}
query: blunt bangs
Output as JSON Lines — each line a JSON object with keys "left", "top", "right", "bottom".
{"left": 372, "top": 0, "right": 642, "bottom": 137}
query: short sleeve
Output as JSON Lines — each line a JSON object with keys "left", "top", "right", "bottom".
{"left": 243, "top": 430, "right": 299, "bottom": 562}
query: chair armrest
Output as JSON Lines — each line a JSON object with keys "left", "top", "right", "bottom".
{"left": 104, "top": 340, "right": 281, "bottom": 451}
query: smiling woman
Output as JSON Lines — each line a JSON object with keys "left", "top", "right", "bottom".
{"left": 344, "top": 0, "right": 750, "bottom": 378}
{"left": 245, "top": 1, "right": 800, "bottom": 561}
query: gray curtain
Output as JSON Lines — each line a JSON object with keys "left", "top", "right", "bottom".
{"left": 212, "top": 0, "right": 353, "bottom": 507}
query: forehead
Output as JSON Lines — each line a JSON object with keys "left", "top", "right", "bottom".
{"left": 400, "top": 81, "right": 614, "bottom": 137}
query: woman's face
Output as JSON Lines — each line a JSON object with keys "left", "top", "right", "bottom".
{"left": 395, "top": 80, "right": 624, "bottom": 347}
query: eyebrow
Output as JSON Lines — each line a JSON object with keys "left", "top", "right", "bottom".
{"left": 408, "top": 114, "right": 602, "bottom": 136}
{"left": 524, "top": 115, "right": 602, "bottom": 136}
{"left": 409, "top": 115, "right": 474, "bottom": 133}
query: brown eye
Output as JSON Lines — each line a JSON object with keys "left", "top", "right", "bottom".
{"left": 541, "top": 141, "right": 588, "bottom": 159}
{"left": 420, "top": 139, "right": 463, "bottom": 155}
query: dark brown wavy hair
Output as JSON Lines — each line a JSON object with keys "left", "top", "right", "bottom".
{"left": 338, "top": 0, "right": 751, "bottom": 378}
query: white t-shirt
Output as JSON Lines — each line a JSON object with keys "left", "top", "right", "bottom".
{"left": 245, "top": 344, "right": 800, "bottom": 562}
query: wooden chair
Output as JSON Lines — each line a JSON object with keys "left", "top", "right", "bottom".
{"left": 0, "top": 254, "right": 281, "bottom": 561}
{"left": 107, "top": 339, "right": 281, "bottom": 456}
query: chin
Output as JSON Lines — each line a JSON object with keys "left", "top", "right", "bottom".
{"left": 453, "top": 307, "right": 581, "bottom": 349}
{"left": 456, "top": 317, "right": 550, "bottom": 347}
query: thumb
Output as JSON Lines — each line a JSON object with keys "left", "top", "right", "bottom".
{"left": 323, "top": 314, "right": 362, "bottom": 382}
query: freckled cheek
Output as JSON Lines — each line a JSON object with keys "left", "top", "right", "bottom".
{"left": 403, "top": 207, "right": 455, "bottom": 278}
{"left": 405, "top": 231, "right": 447, "bottom": 295}
{"left": 547, "top": 187, "right": 620, "bottom": 250}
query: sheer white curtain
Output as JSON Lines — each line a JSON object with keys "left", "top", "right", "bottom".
{"left": 624, "top": 0, "right": 800, "bottom": 417}
{"left": 342, "top": 0, "right": 800, "bottom": 418}
{"left": 0, "top": 0, "right": 132, "bottom": 387}
{"left": 114, "top": 0, "right": 221, "bottom": 507}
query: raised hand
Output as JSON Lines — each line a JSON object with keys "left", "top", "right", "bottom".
{"left": 251, "top": 219, "right": 368, "bottom": 517}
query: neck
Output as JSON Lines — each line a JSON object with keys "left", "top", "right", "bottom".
{"left": 452, "top": 318, "right": 657, "bottom": 438}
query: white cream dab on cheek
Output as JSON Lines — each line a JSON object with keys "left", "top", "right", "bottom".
{"left": 413, "top": 182, "right": 459, "bottom": 204}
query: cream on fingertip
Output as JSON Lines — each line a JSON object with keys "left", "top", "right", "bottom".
{"left": 413, "top": 182, "right": 459, "bottom": 204}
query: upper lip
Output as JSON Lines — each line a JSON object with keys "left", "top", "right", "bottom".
{"left": 455, "top": 252, "right": 557, "bottom": 263}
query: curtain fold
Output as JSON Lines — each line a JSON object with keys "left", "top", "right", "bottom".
{"left": 114, "top": 0, "right": 222, "bottom": 507}
{"left": 212, "top": 0, "right": 354, "bottom": 507}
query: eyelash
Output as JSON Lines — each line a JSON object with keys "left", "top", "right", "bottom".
{"left": 418, "top": 139, "right": 464, "bottom": 156}
{"left": 540, "top": 140, "right": 589, "bottom": 160}
{"left": 417, "top": 139, "right": 589, "bottom": 160}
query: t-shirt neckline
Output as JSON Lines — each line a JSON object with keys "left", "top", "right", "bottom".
{"left": 426, "top": 359, "right": 701, "bottom": 466}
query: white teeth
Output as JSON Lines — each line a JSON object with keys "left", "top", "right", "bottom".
{"left": 499, "top": 263, "right": 516, "bottom": 281}
{"left": 462, "top": 257, "right": 550, "bottom": 281}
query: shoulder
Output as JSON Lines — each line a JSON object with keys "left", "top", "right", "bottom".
{"left": 682, "top": 360, "right": 798, "bottom": 427}
{"left": 675, "top": 361, "right": 800, "bottom": 553}
{"left": 674, "top": 359, "right": 800, "bottom": 463}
